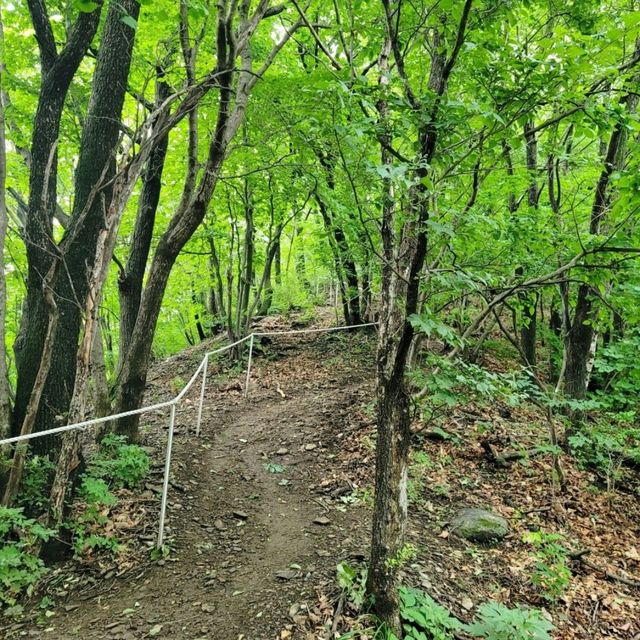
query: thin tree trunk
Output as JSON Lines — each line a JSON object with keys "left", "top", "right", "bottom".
{"left": 50, "top": 166, "right": 128, "bottom": 524}
{"left": 314, "top": 156, "right": 362, "bottom": 325}
{"left": 0, "top": 7, "right": 11, "bottom": 439}
{"left": 118, "top": 72, "right": 171, "bottom": 375}
{"left": 207, "top": 234, "right": 226, "bottom": 323}
{"left": 563, "top": 63, "right": 638, "bottom": 405}
{"left": 519, "top": 121, "right": 539, "bottom": 370}
{"left": 367, "top": 1, "right": 472, "bottom": 631}
{"left": 3, "top": 261, "right": 59, "bottom": 505}
{"left": 91, "top": 323, "right": 111, "bottom": 418}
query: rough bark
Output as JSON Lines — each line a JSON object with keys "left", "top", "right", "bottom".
{"left": 233, "top": 178, "right": 254, "bottom": 338}
{"left": 319, "top": 209, "right": 361, "bottom": 324}
{"left": 314, "top": 151, "right": 362, "bottom": 325}
{"left": 49, "top": 161, "right": 129, "bottom": 524}
{"left": 12, "top": 0, "right": 135, "bottom": 452}
{"left": 207, "top": 233, "right": 226, "bottom": 323}
{"left": 519, "top": 121, "right": 539, "bottom": 370}
{"left": 91, "top": 325, "right": 111, "bottom": 418}
{"left": 367, "top": 1, "right": 473, "bottom": 632}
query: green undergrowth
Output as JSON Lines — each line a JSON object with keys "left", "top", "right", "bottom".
{"left": 0, "top": 435, "right": 150, "bottom": 617}
{"left": 336, "top": 563, "right": 554, "bottom": 640}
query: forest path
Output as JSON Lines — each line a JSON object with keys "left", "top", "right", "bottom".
{"left": 34, "top": 326, "right": 376, "bottom": 640}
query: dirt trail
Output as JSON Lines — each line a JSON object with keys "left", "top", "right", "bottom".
{"left": 11, "top": 328, "right": 375, "bottom": 640}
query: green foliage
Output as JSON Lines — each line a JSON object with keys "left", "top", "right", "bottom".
{"left": 386, "top": 544, "right": 417, "bottom": 570}
{"left": 264, "top": 462, "right": 285, "bottom": 473}
{"left": 522, "top": 531, "right": 571, "bottom": 602}
{"left": 336, "top": 561, "right": 368, "bottom": 610}
{"left": 465, "top": 602, "right": 554, "bottom": 640}
{"left": 411, "top": 355, "right": 525, "bottom": 420}
{"left": 399, "top": 587, "right": 462, "bottom": 640}
{"left": 69, "top": 478, "right": 119, "bottom": 555}
{"left": 68, "top": 435, "right": 149, "bottom": 555}
{"left": 407, "top": 450, "right": 434, "bottom": 507}
{"left": 269, "top": 276, "right": 318, "bottom": 316}
{"left": 568, "top": 413, "right": 639, "bottom": 486}
{"left": 409, "top": 312, "right": 462, "bottom": 348}
{"left": 0, "top": 507, "right": 55, "bottom": 610}
{"left": 86, "top": 435, "right": 150, "bottom": 490}
{"left": 394, "top": 588, "right": 553, "bottom": 640}
{"left": 592, "top": 330, "right": 640, "bottom": 411}
{"left": 16, "top": 455, "right": 56, "bottom": 511}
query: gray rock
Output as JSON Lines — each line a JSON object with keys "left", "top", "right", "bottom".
{"left": 450, "top": 508, "right": 508, "bottom": 542}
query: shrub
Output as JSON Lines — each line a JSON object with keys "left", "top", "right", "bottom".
{"left": 16, "top": 455, "right": 56, "bottom": 512}
{"left": 465, "top": 601, "right": 554, "bottom": 640}
{"left": 0, "top": 507, "right": 55, "bottom": 611}
{"left": 87, "top": 434, "right": 150, "bottom": 489}
{"left": 69, "top": 477, "right": 119, "bottom": 555}
{"left": 399, "top": 587, "right": 462, "bottom": 640}
{"left": 523, "top": 530, "right": 570, "bottom": 602}
{"left": 337, "top": 561, "right": 368, "bottom": 610}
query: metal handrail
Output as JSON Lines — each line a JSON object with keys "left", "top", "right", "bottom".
{"left": 0, "top": 323, "right": 376, "bottom": 548}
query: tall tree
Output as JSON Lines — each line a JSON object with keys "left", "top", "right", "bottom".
{"left": 366, "top": 0, "right": 473, "bottom": 631}
{"left": 114, "top": 1, "right": 299, "bottom": 439}
{"left": 0, "top": 4, "right": 11, "bottom": 440}
{"left": 11, "top": 0, "right": 137, "bottom": 451}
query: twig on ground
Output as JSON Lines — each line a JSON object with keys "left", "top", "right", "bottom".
{"left": 570, "top": 549, "right": 640, "bottom": 588}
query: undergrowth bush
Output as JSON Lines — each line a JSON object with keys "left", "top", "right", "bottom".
{"left": 69, "top": 477, "right": 119, "bottom": 555}
{"left": 86, "top": 434, "right": 150, "bottom": 490}
{"left": 0, "top": 507, "right": 55, "bottom": 614}
{"left": 568, "top": 414, "right": 640, "bottom": 486}
{"left": 337, "top": 580, "right": 554, "bottom": 640}
{"left": 69, "top": 435, "right": 150, "bottom": 555}
{"left": 466, "top": 601, "right": 554, "bottom": 640}
{"left": 394, "top": 589, "right": 553, "bottom": 640}
{"left": 16, "top": 455, "right": 56, "bottom": 512}
{"left": 399, "top": 587, "right": 462, "bottom": 640}
{"left": 523, "top": 530, "right": 570, "bottom": 602}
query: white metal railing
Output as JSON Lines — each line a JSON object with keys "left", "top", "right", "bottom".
{"left": 0, "top": 322, "right": 376, "bottom": 549}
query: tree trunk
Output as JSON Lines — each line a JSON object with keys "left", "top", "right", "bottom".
{"left": 12, "top": 0, "right": 136, "bottom": 452}
{"left": 234, "top": 180, "right": 254, "bottom": 337}
{"left": 518, "top": 121, "right": 539, "bottom": 370}
{"left": 118, "top": 72, "right": 171, "bottom": 375}
{"left": 0, "top": 8, "right": 11, "bottom": 439}
{"left": 316, "top": 193, "right": 361, "bottom": 325}
{"left": 314, "top": 153, "right": 362, "bottom": 325}
{"left": 563, "top": 77, "right": 638, "bottom": 406}
{"left": 274, "top": 238, "right": 281, "bottom": 284}
{"left": 207, "top": 234, "right": 226, "bottom": 325}
{"left": 91, "top": 324, "right": 111, "bottom": 418}
{"left": 114, "top": 67, "right": 236, "bottom": 440}
{"left": 367, "top": 1, "right": 472, "bottom": 631}
{"left": 112, "top": 1, "right": 299, "bottom": 440}
{"left": 50, "top": 171, "right": 126, "bottom": 524}
{"left": 520, "top": 294, "right": 538, "bottom": 369}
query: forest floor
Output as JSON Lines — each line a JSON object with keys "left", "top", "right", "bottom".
{"left": 2, "top": 310, "right": 639, "bottom": 639}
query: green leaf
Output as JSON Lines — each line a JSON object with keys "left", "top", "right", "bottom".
{"left": 120, "top": 15, "right": 137, "bottom": 30}
{"left": 74, "top": 0, "right": 99, "bottom": 12}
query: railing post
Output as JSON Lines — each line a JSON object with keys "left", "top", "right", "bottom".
{"left": 244, "top": 333, "right": 255, "bottom": 399}
{"left": 157, "top": 402, "right": 176, "bottom": 549}
{"left": 195, "top": 354, "right": 209, "bottom": 436}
